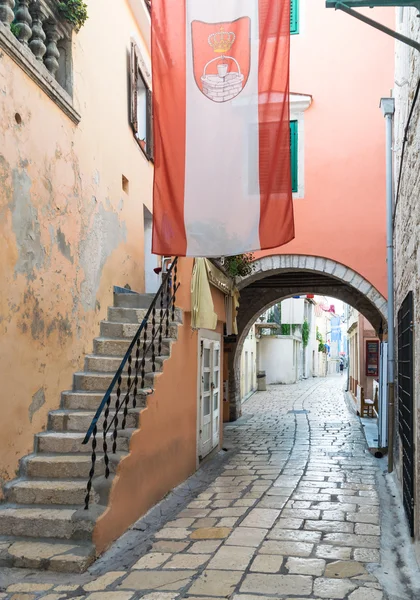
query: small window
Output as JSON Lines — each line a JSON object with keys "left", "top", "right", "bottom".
{"left": 290, "top": 120, "right": 298, "bottom": 193}
{"left": 259, "top": 0, "right": 299, "bottom": 36}
{"left": 130, "top": 41, "right": 154, "bottom": 161}
{"left": 290, "top": 0, "right": 299, "bottom": 35}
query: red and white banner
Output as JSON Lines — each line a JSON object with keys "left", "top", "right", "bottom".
{"left": 152, "top": 0, "right": 294, "bottom": 257}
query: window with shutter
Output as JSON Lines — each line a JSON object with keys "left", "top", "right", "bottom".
{"left": 290, "top": 0, "right": 299, "bottom": 35}
{"left": 290, "top": 120, "right": 298, "bottom": 193}
{"left": 259, "top": 0, "right": 299, "bottom": 37}
{"left": 249, "top": 121, "right": 297, "bottom": 195}
{"left": 130, "top": 40, "right": 154, "bottom": 162}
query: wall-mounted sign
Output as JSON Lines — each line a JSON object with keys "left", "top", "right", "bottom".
{"left": 366, "top": 340, "right": 379, "bottom": 377}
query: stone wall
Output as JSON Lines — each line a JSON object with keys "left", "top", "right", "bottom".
{"left": 393, "top": 6, "right": 420, "bottom": 550}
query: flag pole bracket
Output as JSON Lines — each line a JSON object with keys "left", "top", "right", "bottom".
{"left": 326, "top": 1, "right": 420, "bottom": 52}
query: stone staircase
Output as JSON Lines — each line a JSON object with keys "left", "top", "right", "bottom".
{"left": 0, "top": 291, "right": 181, "bottom": 572}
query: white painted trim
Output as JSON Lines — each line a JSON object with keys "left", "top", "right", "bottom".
{"left": 290, "top": 94, "right": 311, "bottom": 200}
{"left": 128, "top": 0, "right": 151, "bottom": 55}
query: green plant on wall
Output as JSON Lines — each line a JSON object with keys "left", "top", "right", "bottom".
{"left": 223, "top": 253, "right": 255, "bottom": 278}
{"left": 281, "top": 324, "right": 291, "bottom": 335}
{"left": 302, "top": 320, "right": 309, "bottom": 347}
{"left": 57, "top": 0, "right": 88, "bottom": 31}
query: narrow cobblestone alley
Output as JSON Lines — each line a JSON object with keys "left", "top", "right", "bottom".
{"left": 2, "top": 376, "right": 420, "bottom": 600}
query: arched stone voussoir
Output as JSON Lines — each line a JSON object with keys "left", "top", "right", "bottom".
{"left": 228, "top": 254, "right": 388, "bottom": 421}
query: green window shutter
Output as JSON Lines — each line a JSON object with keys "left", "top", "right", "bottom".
{"left": 290, "top": 0, "right": 299, "bottom": 35}
{"left": 290, "top": 120, "right": 298, "bottom": 193}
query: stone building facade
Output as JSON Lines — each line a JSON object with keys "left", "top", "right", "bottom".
{"left": 393, "top": 6, "right": 420, "bottom": 559}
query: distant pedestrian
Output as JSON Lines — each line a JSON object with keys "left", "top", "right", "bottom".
{"left": 340, "top": 361, "right": 344, "bottom": 375}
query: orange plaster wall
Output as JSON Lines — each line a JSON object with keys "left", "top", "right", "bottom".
{"left": 0, "top": 0, "right": 152, "bottom": 489}
{"left": 94, "top": 259, "right": 226, "bottom": 553}
{"left": 258, "top": 1, "right": 394, "bottom": 299}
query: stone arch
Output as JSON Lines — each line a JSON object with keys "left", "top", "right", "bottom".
{"left": 227, "top": 254, "right": 387, "bottom": 420}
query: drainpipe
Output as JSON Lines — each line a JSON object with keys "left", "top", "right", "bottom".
{"left": 380, "top": 98, "right": 395, "bottom": 473}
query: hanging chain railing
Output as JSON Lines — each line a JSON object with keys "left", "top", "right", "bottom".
{"left": 82, "top": 258, "right": 179, "bottom": 509}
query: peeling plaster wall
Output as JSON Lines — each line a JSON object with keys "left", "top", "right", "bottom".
{"left": 0, "top": 0, "right": 152, "bottom": 487}
{"left": 394, "top": 7, "right": 420, "bottom": 557}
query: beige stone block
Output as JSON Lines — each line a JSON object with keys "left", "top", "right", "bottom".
{"left": 84, "top": 572, "right": 126, "bottom": 591}
{"left": 346, "top": 513, "right": 379, "bottom": 525}
{"left": 323, "top": 534, "right": 380, "bottom": 548}
{"left": 276, "top": 517, "right": 304, "bottom": 530}
{"left": 85, "top": 594, "right": 134, "bottom": 600}
{"left": 193, "top": 518, "right": 218, "bottom": 528}
{"left": 218, "top": 517, "right": 239, "bottom": 527}
{"left": 353, "top": 548, "right": 380, "bottom": 563}
{"left": 240, "top": 573, "right": 313, "bottom": 596}
{"left": 190, "top": 527, "right": 231, "bottom": 540}
{"left": 119, "top": 571, "right": 195, "bottom": 591}
{"left": 313, "top": 577, "right": 357, "bottom": 599}
{"left": 187, "top": 570, "right": 242, "bottom": 596}
{"left": 166, "top": 553, "right": 211, "bottom": 569}
{"left": 233, "top": 499, "right": 257, "bottom": 507}
{"left": 255, "top": 498, "right": 287, "bottom": 509}
{"left": 187, "top": 540, "right": 222, "bottom": 553}
{"left": 54, "top": 586, "right": 81, "bottom": 592}
{"left": 7, "top": 584, "right": 53, "bottom": 592}
{"left": 354, "top": 523, "right": 380, "bottom": 536}
{"left": 305, "top": 520, "right": 354, "bottom": 533}
{"left": 210, "top": 508, "right": 248, "bottom": 518}
{"left": 250, "top": 554, "right": 283, "bottom": 573}
{"left": 10, "top": 595, "right": 37, "bottom": 600}
{"left": 155, "top": 528, "right": 191, "bottom": 540}
{"left": 226, "top": 527, "right": 268, "bottom": 547}
{"left": 268, "top": 528, "right": 321, "bottom": 543}
{"left": 349, "top": 589, "right": 383, "bottom": 600}
{"left": 189, "top": 501, "right": 211, "bottom": 509}
{"left": 208, "top": 545, "right": 255, "bottom": 570}
{"left": 152, "top": 541, "right": 189, "bottom": 553}
{"left": 132, "top": 553, "right": 172, "bottom": 569}
{"left": 8, "top": 541, "right": 74, "bottom": 561}
{"left": 286, "top": 557, "right": 325, "bottom": 576}
{"left": 166, "top": 518, "right": 196, "bottom": 528}
{"left": 240, "top": 508, "right": 280, "bottom": 528}
{"left": 315, "top": 545, "right": 352, "bottom": 560}
{"left": 38, "top": 596, "right": 67, "bottom": 600}
{"left": 260, "top": 541, "right": 313, "bottom": 557}
{"left": 324, "top": 561, "right": 367, "bottom": 579}
{"left": 178, "top": 509, "right": 211, "bottom": 518}
{"left": 141, "top": 593, "right": 179, "bottom": 600}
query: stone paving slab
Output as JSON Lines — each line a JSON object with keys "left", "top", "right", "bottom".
{"left": 1, "top": 377, "right": 418, "bottom": 599}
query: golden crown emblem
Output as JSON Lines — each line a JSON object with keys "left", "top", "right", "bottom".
{"left": 208, "top": 26, "right": 236, "bottom": 53}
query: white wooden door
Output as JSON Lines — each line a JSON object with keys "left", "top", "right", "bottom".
{"left": 199, "top": 339, "right": 221, "bottom": 459}
{"left": 200, "top": 340, "right": 212, "bottom": 458}
{"left": 212, "top": 342, "right": 221, "bottom": 449}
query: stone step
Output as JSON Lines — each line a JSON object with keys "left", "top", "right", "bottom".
{"left": 48, "top": 409, "right": 140, "bottom": 432}
{"left": 114, "top": 292, "right": 156, "bottom": 309}
{"left": 73, "top": 370, "right": 154, "bottom": 392}
{"left": 23, "top": 453, "right": 125, "bottom": 479}
{"left": 5, "top": 479, "right": 92, "bottom": 506}
{"left": 36, "top": 430, "right": 133, "bottom": 454}
{"left": 61, "top": 390, "right": 148, "bottom": 411}
{"left": 0, "top": 506, "right": 95, "bottom": 540}
{"left": 100, "top": 320, "right": 178, "bottom": 339}
{"left": 84, "top": 353, "right": 167, "bottom": 374}
{"left": 93, "top": 337, "right": 171, "bottom": 357}
{"left": 0, "top": 537, "right": 96, "bottom": 572}
{"left": 108, "top": 306, "right": 182, "bottom": 324}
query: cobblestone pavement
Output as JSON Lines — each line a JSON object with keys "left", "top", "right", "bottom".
{"left": 0, "top": 376, "right": 418, "bottom": 599}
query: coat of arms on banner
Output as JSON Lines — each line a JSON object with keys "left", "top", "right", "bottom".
{"left": 192, "top": 17, "right": 251, "bottom": 103}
